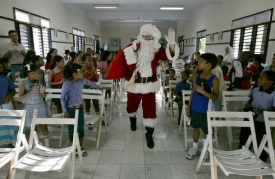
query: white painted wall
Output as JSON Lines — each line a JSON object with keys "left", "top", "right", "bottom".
{"left": 101, "top": 26, "right": 177, "bottom": 51}
{"left": 0, "top": 0, "right": 101, "bottom": 55}
{"left": 177, "top": 0, "right": 275, "bottom": 65}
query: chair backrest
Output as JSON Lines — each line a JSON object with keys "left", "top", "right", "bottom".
{"left": 168, "top": 80, "right": 178, "bottom": 90}
{"left": 29, "top": 109, "right": 79, "bottom": 149}
{"left": 99, "top": 79, "right": 113, "bottom": 89}
{"left": 263, "top": 111, "right": 275, "bottom": 170}
{"left": 181, "top": 90, "right": 192, "bottom": 117}
{"left": 82, "top": 89, "right": 106, "bottom": 116}
{"left": 45, "top": 88, "right": 62, "bottom": 99}
{"left": 0, "top": 110, "right": 27, "bottom": 159}
{"left": 207, "top": 111, "right": 258, "bottom": 155}
{"left": 222, "top": 91, "right": 250, "bottom": 111}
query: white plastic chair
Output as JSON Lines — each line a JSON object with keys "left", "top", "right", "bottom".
{"left": 258, "top": 111, "right": 275, "bottom": 178}
{"left": 161, "top": 74, "right": 170, "bottom": 105}
{"left": 0, "top": 110, "right": 28, "bottom": 179}
{"left": 98, "top": 79, "right": 114, "bottom": 122}
{"left": 82, "top": 89, "right": 107, "bottom": 149}
{"left": 197, "top": 111, "right": 275, "bottom": 179}
{"left": 166, "top": 80, "right": 178, "bottom": 119}
{"left": 12, "top": 109, "right": 84, "bottom": 179}
{"left": 222, "top": 90, "right": 250, "bottom": 149}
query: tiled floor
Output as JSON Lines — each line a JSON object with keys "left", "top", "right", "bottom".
{"left": 1, "top": 92, "right": 273, "bottom": 179}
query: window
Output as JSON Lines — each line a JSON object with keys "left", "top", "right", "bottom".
{"left": 178, "top": 35, "right": 184, "bottom": 56}
{"left": 197, "top": 30, "right": 206, "bottom": 54}
{"left": 230, "top": 10, "right": 272, "bottom": 60}
{"left": 73, "top": 28, "right": 85, "bottom": 52}
{"left": 14, "top": 8, "right": 51, "bottom": 57}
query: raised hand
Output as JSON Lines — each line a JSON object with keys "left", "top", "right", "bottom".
{"left": 31, "top": 85, "right": 39, "bottom": 94}
{"left": 39, "top": 85, "right": 46, "bottom": 94}
{"left": 164, "top": 28, "right": 175, "bottom": 44}
{"left": 15, "top": 71, "right": 20, "bottom": 77}
{"left": 194, "top": 82, "right": 204, "bottom": 94}
{"left": 7, "top": 72, "right": 12, "bottom": 77}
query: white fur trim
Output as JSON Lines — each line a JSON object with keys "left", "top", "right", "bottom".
{"left": 124, "top": 46, "right": 137, "bottom": 65}
{"left": 140, "top": 24, "right": 161, "bottom": 41}
{"left": 143, "top": 117, "right": 157, "bottom": 127}
{"left": 165, "top": 42, "right": 180, "bottom": 61}
{"left": 124, "top": 80, "right": 160, "bottom": 94}
{"left": 127, "top": 111, "right": 137, "bottom": 117}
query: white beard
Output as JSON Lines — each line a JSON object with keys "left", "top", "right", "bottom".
{"left": 137, "top": 38, "right": 160, "bottom": 76}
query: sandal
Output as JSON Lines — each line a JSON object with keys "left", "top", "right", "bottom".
{"left": 75, "top": 147, "right": 88, "bottom": 157}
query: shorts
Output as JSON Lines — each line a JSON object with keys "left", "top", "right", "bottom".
{"left": 190, "top": 110, "right": 208, "bottom": 134}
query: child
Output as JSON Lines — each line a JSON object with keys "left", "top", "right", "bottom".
{"left": 63, "top": 50, "right": 71, "bottom": 66}
{"left": 212, "top": 64, "right": 225, "bottom": 114}
{"left": 239, "top": 71, "right": 275, "bottom": 162}
{"left": 82, "top": 53, "right": 99, "bottom": 115}
{"left": 184, "top": 63, "right": 192, "bottom": 75}
{"left": 252, "top": 55, "right": 264, "bottom": 81}
{"left": 61, "top": 63, "right": 100, "bottom": 156}
{"left": 186, "top": 53, "right": 219, "bottom": 160}
{"left": 173, "top": 71, "right": 191, "bottom": 125}
{"left": 48, "top": 55, "right": 64, "bottom": 114}
{"left": 45, "top": 48, "right": 58, "bottom": 71}
{"left": 0, "top": 57, "right": 20, "bottom": 81}
{"left": 22, "top": 50, "right": 36, "bottom": 78}
{"left": 98, "top": 51, "right": 111, "bottom": 79}
{"left": 0, "top": 60, "right": 17, "bottom": 147}
{"left": 217, "top": 55, "right": 223, "bottom": 67}
{"left": 75, "top": 51, "right": 84, "bottom": 66}
{"left": 221, "top": 65, "right": 229, "bottom": 81}
{"left": 19, "top": 64, "right": 50, "bottom": 147}
{"left": 163, "top": 69, "right": 176, "bottom": 102}
{"left": 69, "top": 52, "right": 77, "bottom": 65}
{"left": 32, "top": 55, "right": 46, "bottom": 87}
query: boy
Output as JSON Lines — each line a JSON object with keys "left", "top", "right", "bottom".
{"left": 163, "top": 69, "right": 176, "bottom": 102}
{"left": 186, "top": 53, "right": 219, "bottom": 160}
{"left": 239, "top": 71, "right": 275, "bottom": 162}
{"left": 173, "top": 71, "right": 191, "bottom": 125}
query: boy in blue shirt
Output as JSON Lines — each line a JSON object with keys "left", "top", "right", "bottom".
{"left": 186, "top": 53, "right": 219, "bottom": 160}
{"left": 239, "top": 71, "right": 275, "bottom": 161}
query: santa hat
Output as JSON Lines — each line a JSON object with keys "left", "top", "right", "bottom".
{"left": 140, "top": 24, "right": 161, "bottom": 41}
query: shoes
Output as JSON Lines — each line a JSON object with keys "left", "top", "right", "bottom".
{"left": 145, "top": 127, "right": 154, "bottom": 149}
{"left": 129, "top": 116, "right": 137, "bottom": 131}
{"left": 186, "top": 146, "right": 199, "bottom": 160}
{"left": 203, "top": 151, "right": 209, "bottom": 162}
{"left": 75, "top": 147, "right": 88, "bottom": 158}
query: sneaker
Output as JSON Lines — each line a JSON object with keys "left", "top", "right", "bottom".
{"left": 186, "top": 146, "right": 199, "bottom": 160}
{"left": 203, "top": 151, "right": 209, "bottom": 162}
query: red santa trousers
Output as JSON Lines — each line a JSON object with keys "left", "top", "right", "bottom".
{"left": 126, "top": 92, "right": 157, "bottom": 127}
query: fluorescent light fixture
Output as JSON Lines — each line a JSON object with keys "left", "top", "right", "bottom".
{"left": 160, "top": 6, "right": 184, "bottom": 10}
{"left": 94, "top": 4, "right": 117, "bottom": 9}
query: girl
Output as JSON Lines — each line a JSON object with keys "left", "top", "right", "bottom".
{"left": 45, "top": 48, "right": 58, "bottom": 71}
{"left": 32, "top": 55, "right": 46, "bottom": 87}
{"left": 75, "top": 51, "right": 83, "bottom": 66}
{"left": 64, "top": 50, "right": 71, "bottom": 65}
{"left": 69, "top": 52, "right": 77, "bottom": 65}
{"left": 19, "top": 64, "right": 50, "bottom": 147}
{"left": 0, "top": 59, "right": 17, "bottom": 147}
{"left": 82, "top": 53, "right": 99, "bottom": 115}
{"left": 61, "top": 63, "right": 100, "bottom": 156}
{"left": 0, "top": 58, "right": 19, "bottom": 81}
{"left": 48, "top": 55, "right": 64, "bottom": 114}
{"left": 98, "top": 51, "right": 111, "bottom": 79}
{"left": 22, "top": 50, "right": 36, "bottom": 78}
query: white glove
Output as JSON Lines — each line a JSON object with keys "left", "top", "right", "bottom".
{"left": 164, "top": 28, "right": 176, "bottom": 44}
{"left": 132, "top": 40, "right": 140, "bottom": 50}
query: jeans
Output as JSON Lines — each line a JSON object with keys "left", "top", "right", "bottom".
{"left": 67, "top": 106, "right": 84, "bottom": 142}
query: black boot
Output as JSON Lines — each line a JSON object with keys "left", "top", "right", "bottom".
{"left": 129, "top": 116, "right": 137, "bottom": 131}
{"left": 145, "top": 127, "right": 154, "bottom": 148}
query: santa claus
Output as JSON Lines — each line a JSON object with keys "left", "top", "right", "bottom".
{"left": 106, "top": 24, "right": 179, "bottom": 148}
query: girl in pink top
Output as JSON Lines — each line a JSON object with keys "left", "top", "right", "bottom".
{"left": 98, "top": 51, "right": 111, "bottom": 79}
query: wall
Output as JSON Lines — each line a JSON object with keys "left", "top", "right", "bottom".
{"left": 177, "top": 0, "right": 275, "bottom": 65}
{"left": 101, "top": 26, "right": 177, "bottom": 51}
{"left": 0, "top": 0, "right": 101, "bottom": 55}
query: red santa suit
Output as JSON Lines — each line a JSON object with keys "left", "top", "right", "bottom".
{"left": 106, "top": 25, "right": 179, "bottom": 128}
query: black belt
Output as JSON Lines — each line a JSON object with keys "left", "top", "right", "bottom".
{"left": 135, "top": 75, "right": 156, "bottom": 83}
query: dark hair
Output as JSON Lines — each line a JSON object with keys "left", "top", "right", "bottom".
{"left": 64, "top": 50, "right": 70, "bottom": 55}
{"left": 242, "top": 51, "right": 252, "bottom": 59}
{"left": 31, "top": 55, "right": 42, "bottom": 64}
{"left": 169, "top": 69, "right": 175, "bottom": 74}
{"left": 262, "top": 71, "right": 275, "bottom": 86}
{"left": 181, "top": 70, "right": 189, "bottom": 77}
{"left": 221, "top": 65, "right": 229, "bottom": 76}
{"left": 81, "top": 53, "right": 91, "bottom": 62}
{"left": 101, "top": 51, "right": 110, "bottom": 61}
{"left": 23, "top": 64, "right": 40, "bottom": 76}
{"left": 217, "top": 55, "right": 224, "bottom": 60}
{"left": 8, "top": 30, "right": 17, "bottom": 36}
{"left": 77, "top": 51, "right": 83, "bottom": 56}
{"left": 87, "top": 48, "right": 92, "bottom": 51}
{"left": 70, "top": 52, "right": 76, "bottom": 59}
{"left": 168, "top": 63, "right": 172, "bottom": 67}
{"left": 200, "top": 53, "right": 218, "bottom": 69}
{"left": 50, "top": 55, "right": 63, "bottom": 70}
{"left": 63, "top": 63, "right": 82, "bottom": 79}
{"left": 0, "top": 57, "right": 9, "bottom": 65}
{"left": 46, "top": 48, "right": 57, "bottom": 62}
{"left": 23, "top": 50, "right": 36, "bottom": 66}
{"left": 184, "top": 63, "right": 191, "bottom": 68}
{"left": 253, "top": 55, "right": 263, "bottom": 64}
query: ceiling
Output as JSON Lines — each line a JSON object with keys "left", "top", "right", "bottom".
{"left": 60, "top": 0, "right": 223, "bottom": 27}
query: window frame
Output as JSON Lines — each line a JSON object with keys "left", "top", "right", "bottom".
{"left": 72, "top": 28, "right": 85, "bottom": 52}
{"left": 230, "top": 9, "right": 273, "bottom": 61}
{"left": 13, "top": 8, "right": 52, "bottom": 58}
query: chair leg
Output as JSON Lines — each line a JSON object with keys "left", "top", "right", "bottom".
{"left": 24, "top": 171, "right": 31, "bottom": 179}
{"left": 196, "top": 137, "right": 209, "bottom": 173}
{"left": 76, "top": 138, "right": 84, "bottom": 172}
{"left": 213, "top": 159, "right": 218, "bottom": 179}
{"left": 178, "top": 111, "right": 184, "bottom": 135}
{"left": 96, "top": 118, "right": 102, "bottom": 150}
{"left": 59, "top": 124, "right": 64, "bottom": 148}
